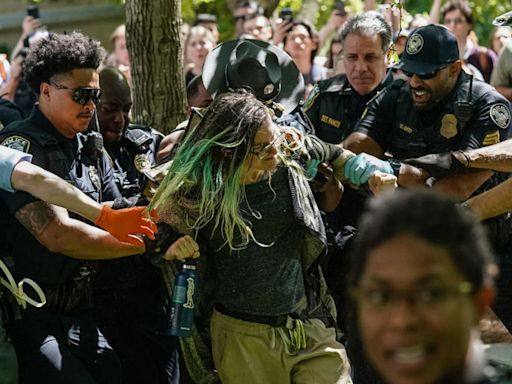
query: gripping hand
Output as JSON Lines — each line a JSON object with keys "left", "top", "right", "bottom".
{"left": 403, "top": 152, "right": 466, "bottom": 179}
{"left": 95, "top": 205, "right": 158, "bottom": 246}
{"left": 344, "top": 153, "right": 393, "bottom": 185}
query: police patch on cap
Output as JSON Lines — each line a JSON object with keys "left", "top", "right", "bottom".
{"left": 490, "top": 103, "right": 511, "bottom": 129}
{"left": 1, "top": 135, "right": 30, "bottom": 153}
{"left": 406, "top": 33, "right": 424, "bottom": 55}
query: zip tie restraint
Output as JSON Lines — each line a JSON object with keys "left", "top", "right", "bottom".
{"left": 0, "top": 259, "right": 46, "bottom": 309}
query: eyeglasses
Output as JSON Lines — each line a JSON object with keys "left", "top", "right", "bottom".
{"left": 50, "top": 81, "right": 102, "bottom": 105}
{"left": 250, "top": 131, "right": 285, "bottom": 159}
{"left": 402, "top": 66, "right": 447, "bottom": 80}
{"left": 352, "top": 281, "right": 473, "bottom": 314}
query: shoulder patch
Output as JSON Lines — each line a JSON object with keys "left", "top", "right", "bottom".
{"left": 303, "top": 84, "right": 320, "bottom": 111}
{"left": 1, "top": 135, "right": 30, "bottom": 153}
{"left": 490, "top": 103, "right": 511, "bottom": 129}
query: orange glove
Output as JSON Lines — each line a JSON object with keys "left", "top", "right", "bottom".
{"left": 94, "top": 205, "right": 158, "bottom": 246}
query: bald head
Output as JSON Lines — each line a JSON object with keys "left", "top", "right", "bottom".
{"left": 96, "top": 66, "right": 132, "bottom": 145}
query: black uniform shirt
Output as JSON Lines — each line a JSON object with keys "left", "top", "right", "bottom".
{"left": 0, "top": 106, "right": 121, "bottom": 288}
{"left": 305, "top": 71, "right": 394, "bottom": 144}
{"left": 106, "top": 124, "right": 163, "bottom": 198}
{"left": 355, "top": 72, "right": 512, "bottom": 158}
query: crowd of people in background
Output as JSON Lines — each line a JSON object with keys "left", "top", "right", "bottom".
{"left": 1, "top": 0, "right": 512, "bottom": 384}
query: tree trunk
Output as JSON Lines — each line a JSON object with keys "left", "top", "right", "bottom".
{"left": 125, "top": 0, "right": 186, "bottom": 135}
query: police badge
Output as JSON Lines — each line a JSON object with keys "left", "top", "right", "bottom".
{"left": 134, "top": 153, "right": 151, "bottom": 173}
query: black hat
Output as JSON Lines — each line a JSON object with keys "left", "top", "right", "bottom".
{"left": 493, "top": 10, "right": 512, "bottom": 27}
{"left": 202, "top": 39, "right": 304, "bottom": 115}
{"left": 394, "top": 25, "right": 459, "bottom": 76}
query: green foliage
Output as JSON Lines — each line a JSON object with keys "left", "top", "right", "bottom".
{"left": 403, "top": 0, "right": 510, "bottom": 45}
{"left": 182, "top": 0, "right": 510, "bottom": 47}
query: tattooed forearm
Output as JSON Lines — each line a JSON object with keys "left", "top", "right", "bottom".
{"left": 15, "top": 201, "right": 57, "bottom": 237}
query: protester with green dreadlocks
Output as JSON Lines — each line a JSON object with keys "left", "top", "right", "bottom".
{"left": 149, "top": 90, "right": 395, "bottom": 383}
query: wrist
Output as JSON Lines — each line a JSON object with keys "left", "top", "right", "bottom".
{"left": 387, "top": 158, "right": 401, "bottom": 176}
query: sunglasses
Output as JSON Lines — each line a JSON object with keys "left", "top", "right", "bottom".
{"left": 50, "top": 81, "right": 102, "bottom": 105}
{"left": 402, "top": 66, "right": 447, "bottom": 80}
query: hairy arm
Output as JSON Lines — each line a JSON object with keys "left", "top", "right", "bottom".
{"left": 434, "top": 169, "right": 494, "bottom": 202}
{"left": 454, "top": 139, "right": 512, "bottom": 172}
{"left": 15, "top": 201, "right": 144, "bottom": 259}
{"left": 463, "top": 177, "right": 512, "bottom": 220}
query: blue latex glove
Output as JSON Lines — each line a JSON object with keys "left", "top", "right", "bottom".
{"left": 344, "top": 153, "right": 393, "bottom": 185}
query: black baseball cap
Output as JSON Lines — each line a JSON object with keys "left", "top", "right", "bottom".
{"left": 493, "top": 10, "right": 512, "bottom": 26}
{"left": 202, "top": 39, "right": 304, "bottom": 115}
{"left": 394, "top": 25, "right": 459, "bottom": 76}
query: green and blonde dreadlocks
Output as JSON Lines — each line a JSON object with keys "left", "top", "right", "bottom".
{"left": 149, "top": 90, "right": 279, "bottom": 250}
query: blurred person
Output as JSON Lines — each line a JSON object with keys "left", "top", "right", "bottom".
{"left": 348, "top": 189, "right": 508, "bottom": 384}
{"left": 317, "top": 2, "right": 349, "bottom": 53}
{"left": 241, "top": 13, "right": 273, "bottom": 42}
{"left": 489, "top": 26, "right": 512, "bottom": 56}
{"left": 194, "top": 13, "right": 220, "bottom": 45}
{"left": 441, "top": 0, "right": 496, "bottom": 82}
{"left": 9, "top": 15, "right": 42, "bottom": 62}
{"left": 490, "top": 10, "right": 512, "bottom": 102}
{"left": 105, "top": 24, "right": 131, "bottom": 81}
{"left": 0, "top": 53, "right": 10, "bottom": 88}
{"left": 283, "top": 20, "right": 328, "bottom": 95}
{"left": 324, "top": 33, "right": 345, "bottom": 77}
{"left": 232, "top": 0, "right": 264, "bottom": 36}
{"left": 184, "top": 25, "right": 216, "bottom": 85}
{"left": 408, "top": 13, "right": 430, "bottom": 30}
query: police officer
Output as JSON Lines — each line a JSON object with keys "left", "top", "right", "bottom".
{"left": 304, "top": 14, "right": 395, "bottom": 352}
{"left": 343, "top": 25, "right": 512, "bottom": 330}
{"left": 0, "top": 31, "right": 193, "bottom": 383}
{"left": 305, "top": 11, "right": 393, "bottom": 145}
{"left": 95, "top": 67, "right": 163, "bottom": 200}
{"left": 92, "top": 66, "right": 180, "bottom": 384}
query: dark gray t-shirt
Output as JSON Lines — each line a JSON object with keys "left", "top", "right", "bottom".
{"left": 209, "top": 167, "right": 307, "bottom": 316}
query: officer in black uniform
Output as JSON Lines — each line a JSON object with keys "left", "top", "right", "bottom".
{"left": 344, "top": 25, "right": 512, "bottom": 331}
{"left": 305, "top": 11, "right": 393, "bottom": 145}
{"left": 304, "top": 15, "right": 395, "bottom": 352}
{"left": 91, "top": 66, "right": 180, "bottom": 384}
{"left": 304, "top": 11, "right": 395, "bottom": 226}
{"left": 0, "top": 32, "right": 147, "bottom": 384}
{"left": 95, "top": 67, "right": 163, "bottom": 200}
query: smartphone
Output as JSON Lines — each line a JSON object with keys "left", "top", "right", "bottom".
{"left": 27, "top": 5, "right": 39, "bottom": 19}
{"left": 335, "top": 1, "right": 347, "bottom": 17}
{"left": 279, "top": 7, "right": 293, "bottom": 22}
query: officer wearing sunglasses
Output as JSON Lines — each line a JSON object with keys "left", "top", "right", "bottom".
{"left": 0, "top": 31, "right": 140, "bottom": 383}
{"left": 342, "top": 24, "right": 512, "bottom": 332}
